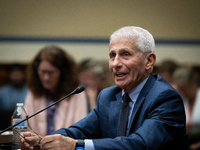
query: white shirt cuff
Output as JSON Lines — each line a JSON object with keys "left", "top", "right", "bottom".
{"left": 85, "top": 139, "right": 95, "bottom": 150}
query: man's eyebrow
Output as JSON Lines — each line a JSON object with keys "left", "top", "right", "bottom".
{"left": 109, "top": 50, "right": 115, "bottom": 54}
{"left": 117, "top": 49, "right": 130, "bottom": 53}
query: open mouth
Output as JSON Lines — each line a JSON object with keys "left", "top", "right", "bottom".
{"left": 116, "top": 73, "right": 127, "bottom": 77}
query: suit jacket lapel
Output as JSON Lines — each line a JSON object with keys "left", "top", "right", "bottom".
{"left": 127, "top": 74, "right": 157, "bottom": 134}
{"left": 109, "top": 90, "right": 122, "bottom": 137}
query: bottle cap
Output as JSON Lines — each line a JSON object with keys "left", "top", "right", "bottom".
{"left": 16, "top": 103, "right": 24, "bottom": 106}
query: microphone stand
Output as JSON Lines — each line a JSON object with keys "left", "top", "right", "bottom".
{"left": 0, "top": 86, "right": 85, "bottom": 134}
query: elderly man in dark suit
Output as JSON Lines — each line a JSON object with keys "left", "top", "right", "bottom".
{"left": 20, "top": 26, "right": 189, "bottom": 150}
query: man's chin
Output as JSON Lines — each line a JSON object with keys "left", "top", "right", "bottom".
{"left": 115, "top": 83, "right": 126, "bottom": 89}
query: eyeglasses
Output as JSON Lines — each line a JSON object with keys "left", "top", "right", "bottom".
{"left": 38, "top": 69, "right": 60, "bottom": 78}
{"left": 11, "top": 115, "right": 42, "bottom": 147}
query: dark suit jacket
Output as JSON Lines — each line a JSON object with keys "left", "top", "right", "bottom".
{"left": 54, "top": 74, "right": 189, "bottom": 150}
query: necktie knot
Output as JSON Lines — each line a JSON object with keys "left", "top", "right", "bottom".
{"left": 123, "top": 93, "right": 131, "bottom": 104}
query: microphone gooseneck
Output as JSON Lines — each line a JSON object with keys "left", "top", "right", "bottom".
{"left": 0, "top": 86, "right": 85, "bottom": 134}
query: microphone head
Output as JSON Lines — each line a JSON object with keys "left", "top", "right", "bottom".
{"left": 73, "top": 86, "right": 85, "bottom": 94}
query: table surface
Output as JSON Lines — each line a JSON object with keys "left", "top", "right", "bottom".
{"left": 0, "top": 134, "right": 12, "bottom": 150}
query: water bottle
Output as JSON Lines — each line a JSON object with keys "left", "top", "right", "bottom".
{"left": 12, "top": 103, "right": 28, "bottom": 150}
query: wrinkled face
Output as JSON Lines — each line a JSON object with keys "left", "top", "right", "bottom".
{"left": 38, "top": 60, "right": 61, "bottom": 93}
{"left": 109, "top": 37, "right": 150, "bottom": 93}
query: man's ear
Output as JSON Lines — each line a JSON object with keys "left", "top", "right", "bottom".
{"left": 145, "top": 53, "right": 156, "bottom": 70}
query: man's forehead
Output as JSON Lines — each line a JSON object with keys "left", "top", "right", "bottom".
{"left": 109, "top": 39, "right": 136, "bottom": 51}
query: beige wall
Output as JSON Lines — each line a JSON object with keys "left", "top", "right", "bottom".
{"left": 0, "top": 0, "right": 200, "bottom": 65}
{"left": 0, "top": 42, "right": 200, "bottom": 66}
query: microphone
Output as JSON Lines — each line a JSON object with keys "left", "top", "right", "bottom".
{"left": 0, "top": 86, "right": 85, "bottom": 134}
{"left": 72, "top": 86, "right": 85, "bottom": 94}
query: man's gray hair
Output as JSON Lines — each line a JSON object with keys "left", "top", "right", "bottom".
{"left": 110, "top": 26, "right": 155, "bottom": 55}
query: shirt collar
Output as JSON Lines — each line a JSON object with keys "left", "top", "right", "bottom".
{"left": 122, "top": 76, "right": 149, "bottom": 103}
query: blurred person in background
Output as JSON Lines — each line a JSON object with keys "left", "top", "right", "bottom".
{"left": 24, "top": 46, "right": 87, "bottom": 136}
{"left": 0, "top": 63, "right": 28, "bottom": 130}
{"left": 79, "top": 58, "right": 111, "bottom": 112}
{"left": 173, "top": 67, "right": 200, "bottom": 150}
{"left": 158, "top": 59, "right": 179, "bottom": 88}
{"left": 0, "top": 63, "right": 28, "bottom": 111}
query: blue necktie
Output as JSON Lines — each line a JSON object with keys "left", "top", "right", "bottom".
{"left": 117, "top": 93, "right": 131, "bottom": 136}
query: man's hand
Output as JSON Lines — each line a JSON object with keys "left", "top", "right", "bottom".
{"left": 19, "top": 131, "right": 42, "bottom": 150}
{"left": 40, "top": 134, "right": 78, "bottom": 150}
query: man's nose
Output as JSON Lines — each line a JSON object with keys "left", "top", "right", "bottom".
{"left": 112, "top": 56, "right": 122, "bottom": 67}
